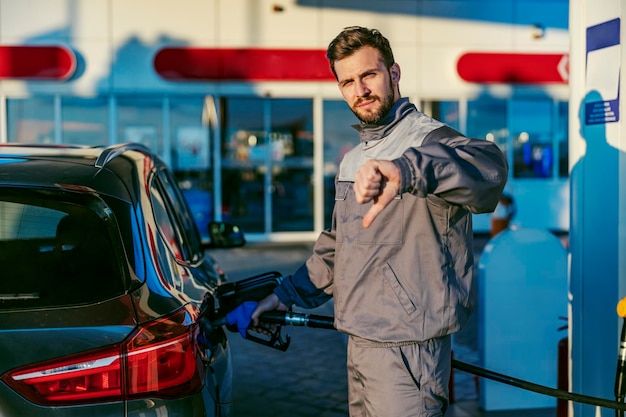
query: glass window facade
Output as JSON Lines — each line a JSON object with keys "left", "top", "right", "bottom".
{"left": 464, "top": 97, "right": 568, "bottom": 180}
{"left": 7, "top": 97, "right": 55, "bottom": 143}
{"left": 467, "top": 98, "right": 508, "bottom": 155}
{"left": 511, "top": 99, "right": 554, "bottom": 178}
{"left": 168, "top": 97, "right": 214, "bottom": 241}
{"left": 322, "top": 100, "right": 359, "bottom": 229}
{"left": 3, "top": 93, "right": 570, "bottom": 238}
{"left": 221, "top": 97, "right": 314, "bottom": 234}
{"left": 118, "top": 96, "right": 164, "bottom": 155}
{"left": 557, "top": 101, "right": 569, "bottom": 178}
{"left": 429, "top": 101, "right": 461, "bottom": 131}
{"left": 61, "top": 97, "right": 108, "bottom": 146}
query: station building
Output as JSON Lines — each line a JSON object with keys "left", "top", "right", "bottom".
{"left": 0, "top": 0, "right": 569, "bottom": 241}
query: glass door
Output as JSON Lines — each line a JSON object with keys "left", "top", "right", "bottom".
{"left": 221, "top": 97, "right": 314, "bottom": 235}
{"left": 509, "top": 99, "right": 556, "bottom": 179}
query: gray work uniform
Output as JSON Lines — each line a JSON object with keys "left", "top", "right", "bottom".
{"left": 275, "top": 98, "right": 508, "bottom": 416}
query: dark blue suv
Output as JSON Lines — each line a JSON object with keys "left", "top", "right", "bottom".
{"left": 0, "top": 143, "right": 243, "bottom": 417}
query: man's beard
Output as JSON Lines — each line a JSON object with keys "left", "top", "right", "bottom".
{"left": 351, "top": 90, "right": 395, "bottom": 125}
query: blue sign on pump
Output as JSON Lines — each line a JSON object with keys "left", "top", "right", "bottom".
{"left": 585, "top": 18, "right": 620, "bottom": 125}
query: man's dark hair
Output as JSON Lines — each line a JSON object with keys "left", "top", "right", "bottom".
{"left": 326, "top": 26, "right": 395, "bottom": 80}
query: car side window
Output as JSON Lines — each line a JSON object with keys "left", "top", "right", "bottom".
{"left": 150, "top": 169, "right": 202, "bottom": 263}
{"left": 155, "top": 169, "right": 204, "bottom": 259}
{"left": 150, "top": 179, "right": 186, "bottom": 262}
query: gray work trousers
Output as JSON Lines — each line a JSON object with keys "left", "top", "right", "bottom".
{"left": 347, "top": 335, "right": 451, "bottom": 417}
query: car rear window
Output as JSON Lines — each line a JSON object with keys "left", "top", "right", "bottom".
{"left": 0, "top": 197, "right": 125, "bottom": 310}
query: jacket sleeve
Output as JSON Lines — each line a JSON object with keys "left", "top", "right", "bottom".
{"left": 273, "top": 226, "right": 335, "bottom": 309}
{"left": 393, "top": 126, "right": 508, "bottom": 214}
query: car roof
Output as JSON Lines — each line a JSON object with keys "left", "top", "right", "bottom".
{"left": 0, "top": 143, "right": 155, "bottom": 202}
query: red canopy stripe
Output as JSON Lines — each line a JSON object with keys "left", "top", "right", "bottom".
{"left": 154, "top": 47, "right": 335, "bottom": 81}
{"left": 457, "top": 52, "right": 568, "bottom": 84}
{"left": 0, "top": 45, "right": 76, "bottom": 80}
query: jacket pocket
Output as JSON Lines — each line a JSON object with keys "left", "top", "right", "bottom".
{"left": 382, "top": 262, "right": 419, "bottom": 317}
{"left": 334, "top": 182, "right": 351, "bottom": 243}
{"left": 357, "top": 195, "right": 402, "bottom": 245}
{"left": 335, "top": 181, "right": 350, "bottom": 201}
{"left": 335, "top": 181, "right": 402, "bottom": 245}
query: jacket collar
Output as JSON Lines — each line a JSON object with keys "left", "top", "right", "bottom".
{"left": 351, "top": 98, "right": 416, "bottom": 143}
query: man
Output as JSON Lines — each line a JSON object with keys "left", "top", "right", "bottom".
{"left": 250, "top": 26, "right": 508, "bottom": 416}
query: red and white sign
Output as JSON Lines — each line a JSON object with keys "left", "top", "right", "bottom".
{"left": 457, "top": 52, "right": 569, "bottom": 84}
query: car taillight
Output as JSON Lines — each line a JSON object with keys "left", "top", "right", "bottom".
{"left": 5, "top": 348, "right": 123, "bottom": 404}
{"left": 1, "top": 306, "right": 204, "bottom": 405}
{"left": 125, "top": 306, "right": 203, "bottom": 399}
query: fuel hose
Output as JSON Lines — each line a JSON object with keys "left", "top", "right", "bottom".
{"left": 259, "top": 311, "right": 626, "bottom": 412}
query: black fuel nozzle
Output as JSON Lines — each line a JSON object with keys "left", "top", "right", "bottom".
{"left": 214, "top": 271, "right": 283, "bottom": 317}
{"left": 201, "top": 271, "right": 291, "bottom": 351}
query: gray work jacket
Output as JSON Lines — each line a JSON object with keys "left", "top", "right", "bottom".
{"left": 275, "top": 99, "right": 508, "bottom": 343}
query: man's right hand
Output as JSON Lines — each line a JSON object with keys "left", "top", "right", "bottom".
{"left": 250, "top": 293, "right": 288, "bottom": 327}
{"left": 354, "top": 159, "right": 401, "bottom": 228}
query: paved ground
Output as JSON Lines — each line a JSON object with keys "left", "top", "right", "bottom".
{"left": 211, "top": 242, "right": 349, "bottom": 416}
{"left": 209, "top": 235, "right": 557, "bottom": 417}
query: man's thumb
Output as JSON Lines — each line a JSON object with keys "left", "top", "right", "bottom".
{"left": 362, "top": 191, "right": 395, "bottom": 228}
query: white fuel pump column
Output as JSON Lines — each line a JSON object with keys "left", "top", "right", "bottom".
{"left": 569, "top": 1, "right": 626, "bottom": 416}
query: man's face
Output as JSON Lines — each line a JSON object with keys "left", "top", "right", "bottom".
{"left": 334, "top": 46, "right": 400, "bottom": 124}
